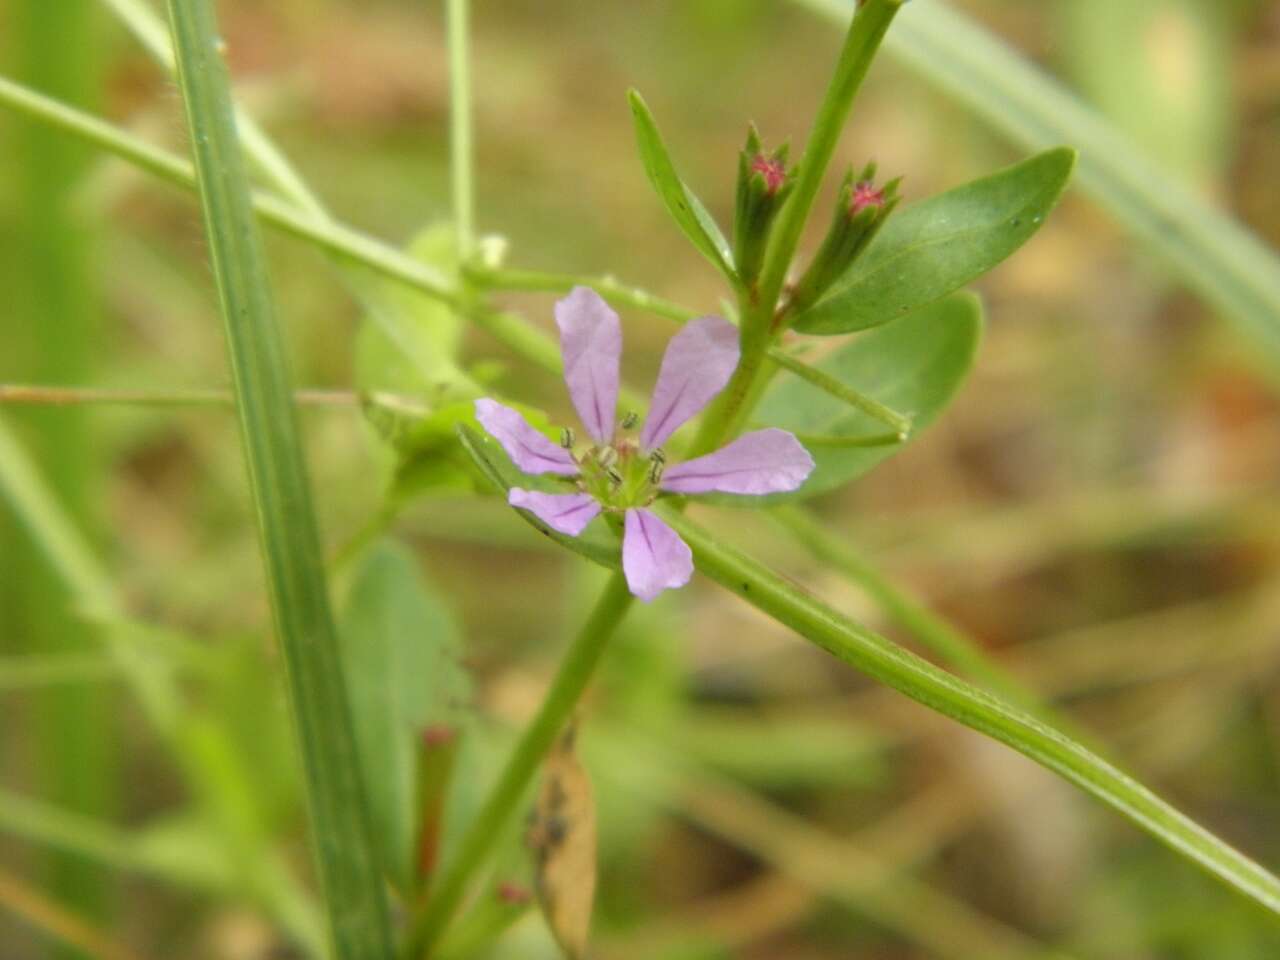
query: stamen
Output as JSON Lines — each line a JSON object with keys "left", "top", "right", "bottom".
{"left": 648, "top": 459, "right": 665, "bottom": 484}
{"left": 598, "top": 446, "right": 618, "bottom": 469}
{"left": 606, "top": 468, "right": 623, "bottom": 486}
{"left": 559, "top": 426, "right": 575, "bottom": 450}
{"left": 621, "top": 411, "right": 639, "bottom": 430}
{"left": 649, "top": 448, "right": 667, "bottom": 465}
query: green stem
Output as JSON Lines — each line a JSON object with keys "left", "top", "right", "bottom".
{"left": 772, "top": 505, "right": 1046, "bottom": 715}
{"left": 0, "top": 384, "right": 368, "bottom": 408}
{"left": 163, "top": 2, "right": 392, "bottom": 957}
{"left": 99, "top": 0, "right": 327, "bottom": 217}
{"left": 660, "top": 506, "right": 1280, "bottom": 918}
{"left": 0, "top": 75, "right": 457, "bottom": 307}
{"left": 470, "top": 266, "right": 699, "bottom": 322}
{"left": 446, "top": 0, "right": 474, "bottom": 255}
{"left": 402, "top": 574, "right": 634, "bottom": 958}
{"left": 754, "top": 0, "right": 903, "bottom": 321}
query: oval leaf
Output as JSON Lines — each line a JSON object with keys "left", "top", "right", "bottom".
{"left": 340, "top": 540, "right": 471, "bottom": 891}
{"left": 752, "top": 294, "right": 982, "bottom": 501}
{"left": 628, "top": 89, "right": 736, "bottom": 282}
{"left": 793, "top": 148, "right": 1074, "bottom": 334}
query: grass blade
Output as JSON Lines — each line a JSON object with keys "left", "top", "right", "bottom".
{"left": 162, "top": 2, "right": 393, "bottom": 956}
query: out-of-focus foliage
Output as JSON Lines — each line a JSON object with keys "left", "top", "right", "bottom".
{"left": 1, "top": 1, "right": 1279, "bottom": 958}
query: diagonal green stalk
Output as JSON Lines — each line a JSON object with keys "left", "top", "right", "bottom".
{"left": 689, "top": 0, "right": 904, "bottom": 457}
{"left": 162, "top": 2, "right": 392, "bottom": 957}
{"left": 402, "top": 575, "right": 634, "bottom": 958}
{"left": 0, "top": 79, "right": 906, "bottom": 434}
{"left": 754, "top": 0, "right": 903, "bottom": 322}
{"left": 659, "top": 506, "right": 1280, "bottom": 919}
{"left": 797, "top": 0, "right": 1280, "bottom": 373}
{"left": 772, "top": 505, "right": 1050, "bottom": 716}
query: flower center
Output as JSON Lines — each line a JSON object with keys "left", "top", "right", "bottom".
{"left": 576, "top": 440, "right": 665, "bottom": 510}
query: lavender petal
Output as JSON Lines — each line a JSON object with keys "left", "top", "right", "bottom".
{"left": 556, "top": 286, "right": 622, "bottom": 444}
{"left": 475, "top": 398, "right": 579, "bottom": 476}
{"left": 660, "top": 428, "right": 814, "bottom": 495}
{"left": 622, "top": 508, "right": 693, "bottom": 602}
{"left": 508, "top": 488, "right": 601, "bottom": 537}
{"left": 640, "top": 316, "right": 739, "bottom": 450}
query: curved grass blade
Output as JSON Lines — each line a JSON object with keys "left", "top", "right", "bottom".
{"left": 628, "top": 89, "right": 736, "bottom": 283}
{"left": 163, "top": 2, "right": 393, "bottom": 956}
{"left": 793, "top": 149, "right": 1074, "bottom": 335}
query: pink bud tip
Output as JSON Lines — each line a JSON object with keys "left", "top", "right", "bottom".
{"left": 497, "top": 881, "right": 531, "bottom": 905}
{"left": 421, "top": 725, "right": 456, "bottom": 748}
{"left": 850, "top": 181, "right": 886, "bottom": 215}
{"left": 750, "top": 155, "right": 787, "bottom": 195}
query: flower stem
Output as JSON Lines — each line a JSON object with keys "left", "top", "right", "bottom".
{"left": 688, "top": 0, "right": 904, "bottom": 457}
{"left": 402, "top": 573, "right": 634, "bottom": 958}
{"left": 754, "top": 0, "right": 904, "bottom": 324}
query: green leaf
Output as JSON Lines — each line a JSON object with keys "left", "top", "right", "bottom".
{"left": 354, "top": 222, "right": 471, "bottom": 394}
{"left": 340, "top": 539, "right": 471, "bottom": 892}
{"left": 628, "top": 89, "right": 736, "bottom": 283}
{"left": 797, "top": 0, "right": 1280, "bottom": 374}
{"left": 754, "top": 294, "right": 982, "bottom": 501}
{"left": 793, "top": 149, "right": 1074, "bottom": 334}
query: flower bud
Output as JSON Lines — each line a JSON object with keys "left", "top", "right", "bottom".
{"left": 733, "top": 125, "right": 796, "bottom": 290}
{"left": 789, "top": 163, "right": 900, "bottom": 313}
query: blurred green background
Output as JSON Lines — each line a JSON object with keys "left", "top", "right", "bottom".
{"left": 2, "top": 1, "right": 1279, "bottom": 957}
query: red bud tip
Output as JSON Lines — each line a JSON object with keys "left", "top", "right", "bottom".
{"left": 750, "top": 154, "right": 788, "bottom": 195}
{"left": 497, "top": 881, "right": 531, "bottom": 905}
{"left": 850, "top": 180, "right": 886, "bottom": 215}
{"left": 421, "top": 724, "right": 456, "bottom": 748}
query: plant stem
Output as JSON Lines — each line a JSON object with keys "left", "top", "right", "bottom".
{"left": 98, "top": 0, "right": 327, "bottom": 216}
{"left": 470, "top": 266, "right": 699, "bottom": 322}
{"left": 754, "top": 0, "right": 903, "bottom": 322}
{"left": 660, "top": 506, "right": 1280, "bottom": 918}
{"left": 0, "top": 75, "right": 457, "bottom": 306}
{"left": 402, "top": 574, "right": 634, "bottom": 958}
{"left": 772, "top": 505, "right": 1046, "bottom": 714}
{"left": 163, "top": 2, "right": 393, "bottom": 957}
{"left": 0, "top": 384, "right": 371, "bottom": 409}
{"left": 446, "top": 0, "right": 474, "bottom": 255}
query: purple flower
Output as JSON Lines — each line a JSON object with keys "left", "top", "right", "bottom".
{"left": 476, "top": 287, "right": 814, "bottom": 602}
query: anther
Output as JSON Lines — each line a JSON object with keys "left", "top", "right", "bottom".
{"left": 559, "top": 427, "right": 575, "bottom": 450}
{"left": 621, "top": 411, "right": 639, "bottom": 430}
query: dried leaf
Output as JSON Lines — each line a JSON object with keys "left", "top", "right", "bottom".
{"left": 527, "top": 725, "right": 597, "bottom": 959}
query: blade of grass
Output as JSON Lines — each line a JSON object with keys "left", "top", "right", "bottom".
{"left": 162, "top": 2, "right": 392, "bottom": 957}
{"left": 13, "top": 0, "right": 111, "bottom": 943}
{"left": 796, "top": 0, "right": 1280, "bottom": 373}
